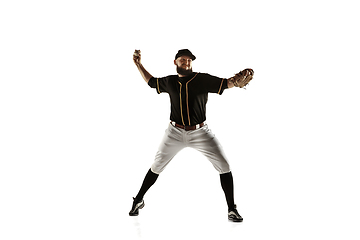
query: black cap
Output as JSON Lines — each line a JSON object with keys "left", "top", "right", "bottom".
{"left": 175, "top": 49, "right": 196, "bottom": 60}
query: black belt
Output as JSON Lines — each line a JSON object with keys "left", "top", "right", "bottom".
{"left": 171, "top": 121, "right": 204, "bottom": 131}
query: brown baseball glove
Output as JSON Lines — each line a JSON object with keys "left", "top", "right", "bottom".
{"left": 229, "top": 68, "right": 254, "bottom": 88}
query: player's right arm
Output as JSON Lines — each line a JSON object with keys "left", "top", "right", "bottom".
{"left": 133, "top": 49, "right": 153, "bottom": 83}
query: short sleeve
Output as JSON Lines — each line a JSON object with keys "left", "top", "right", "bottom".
{"left": 148, "top": 77, "right": 169, "bottom": 94}
{"left": 203, "top": 74, "right": 228, "bottom": 95}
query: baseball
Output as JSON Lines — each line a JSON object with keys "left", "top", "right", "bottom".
{"left": 134, "top": 50, "right": 141, "bottom": 56}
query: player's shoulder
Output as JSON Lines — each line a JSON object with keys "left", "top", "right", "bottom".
{"left": 158, "top": 74, "right": 176, "bottom": 79}
{"left": 198, "top": 72, "right": 208, "bottom": 75}
{"left": 196, "top": 72, "right": 221, "bottom": 79}
{"left": 155, "top": 75, "right": 177, "bottom": 81}
{"left": 167, "top": 74, "right": 178, "bottom": 79}
{"left": 168, "top": 74, "right": 190, "bottom": 82}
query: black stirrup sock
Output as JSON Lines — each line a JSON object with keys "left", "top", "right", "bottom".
{"left": 220, "top": 171, "right": 235, "bottom": 210}
{"left": 135, "top": 169, "right": 159, "bottom": 201}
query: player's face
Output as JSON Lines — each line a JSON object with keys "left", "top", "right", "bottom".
{"left": 174, "top": 56, "right": 193, "bottom": 76}
{"left": 174, "top": 56, "right": 192, "bottom": 71}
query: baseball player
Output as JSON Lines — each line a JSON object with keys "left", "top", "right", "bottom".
{"left": 129, "top": 49, "right": 253, "bottom": 222}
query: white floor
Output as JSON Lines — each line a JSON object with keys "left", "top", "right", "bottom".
{"left": 15, "top": 151, "right": 360, "bottom": 240}
{"left": 2, "top": 151, "right": 359, "bottom": 240}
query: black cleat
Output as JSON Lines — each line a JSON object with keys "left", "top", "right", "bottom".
{"left": 129, "top": 197, "right": 145, "bottom": 216}
{"left": 228, "top": 205, "right": 243, "bottom": 222}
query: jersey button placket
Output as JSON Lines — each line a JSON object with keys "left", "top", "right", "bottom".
{"left": 178, "top": 81, "right": 186, "bottom": 126}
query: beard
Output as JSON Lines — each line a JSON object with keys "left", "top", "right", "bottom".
{"left": 176, "top": 66, "right": 193, "bottom": 76}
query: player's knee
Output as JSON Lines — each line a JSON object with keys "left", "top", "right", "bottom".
{"left": 150, "top": 166, "right": 161, "bottom": 175}
{"left": 214, "top": 160, "right": 231, "bottom": 174}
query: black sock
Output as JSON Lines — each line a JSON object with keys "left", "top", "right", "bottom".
{"left": 220, "top": 171, "right": 235, "bottom": 211}
{"left": 135, "top": 169, "right": 159, "bottom": 201}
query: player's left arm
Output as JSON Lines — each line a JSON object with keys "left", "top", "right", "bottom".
{"left": 227, "top": 79, "right": 235, "bottom": 88}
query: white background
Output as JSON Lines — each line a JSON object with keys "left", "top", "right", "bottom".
{"left": 1, "top": 0, "right": 359, "bottom": 239}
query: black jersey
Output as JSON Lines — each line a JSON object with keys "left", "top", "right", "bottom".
{"left": 148, "top": 72, "right": 228, "bottom": 126}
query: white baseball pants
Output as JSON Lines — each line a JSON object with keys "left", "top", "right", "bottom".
{"left": 151, "top": 123, "right": 231, "bottom": 174}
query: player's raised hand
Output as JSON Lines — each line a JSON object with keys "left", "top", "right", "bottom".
{"left": 133, "top": 49, "right": 141, "bottom": 66}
